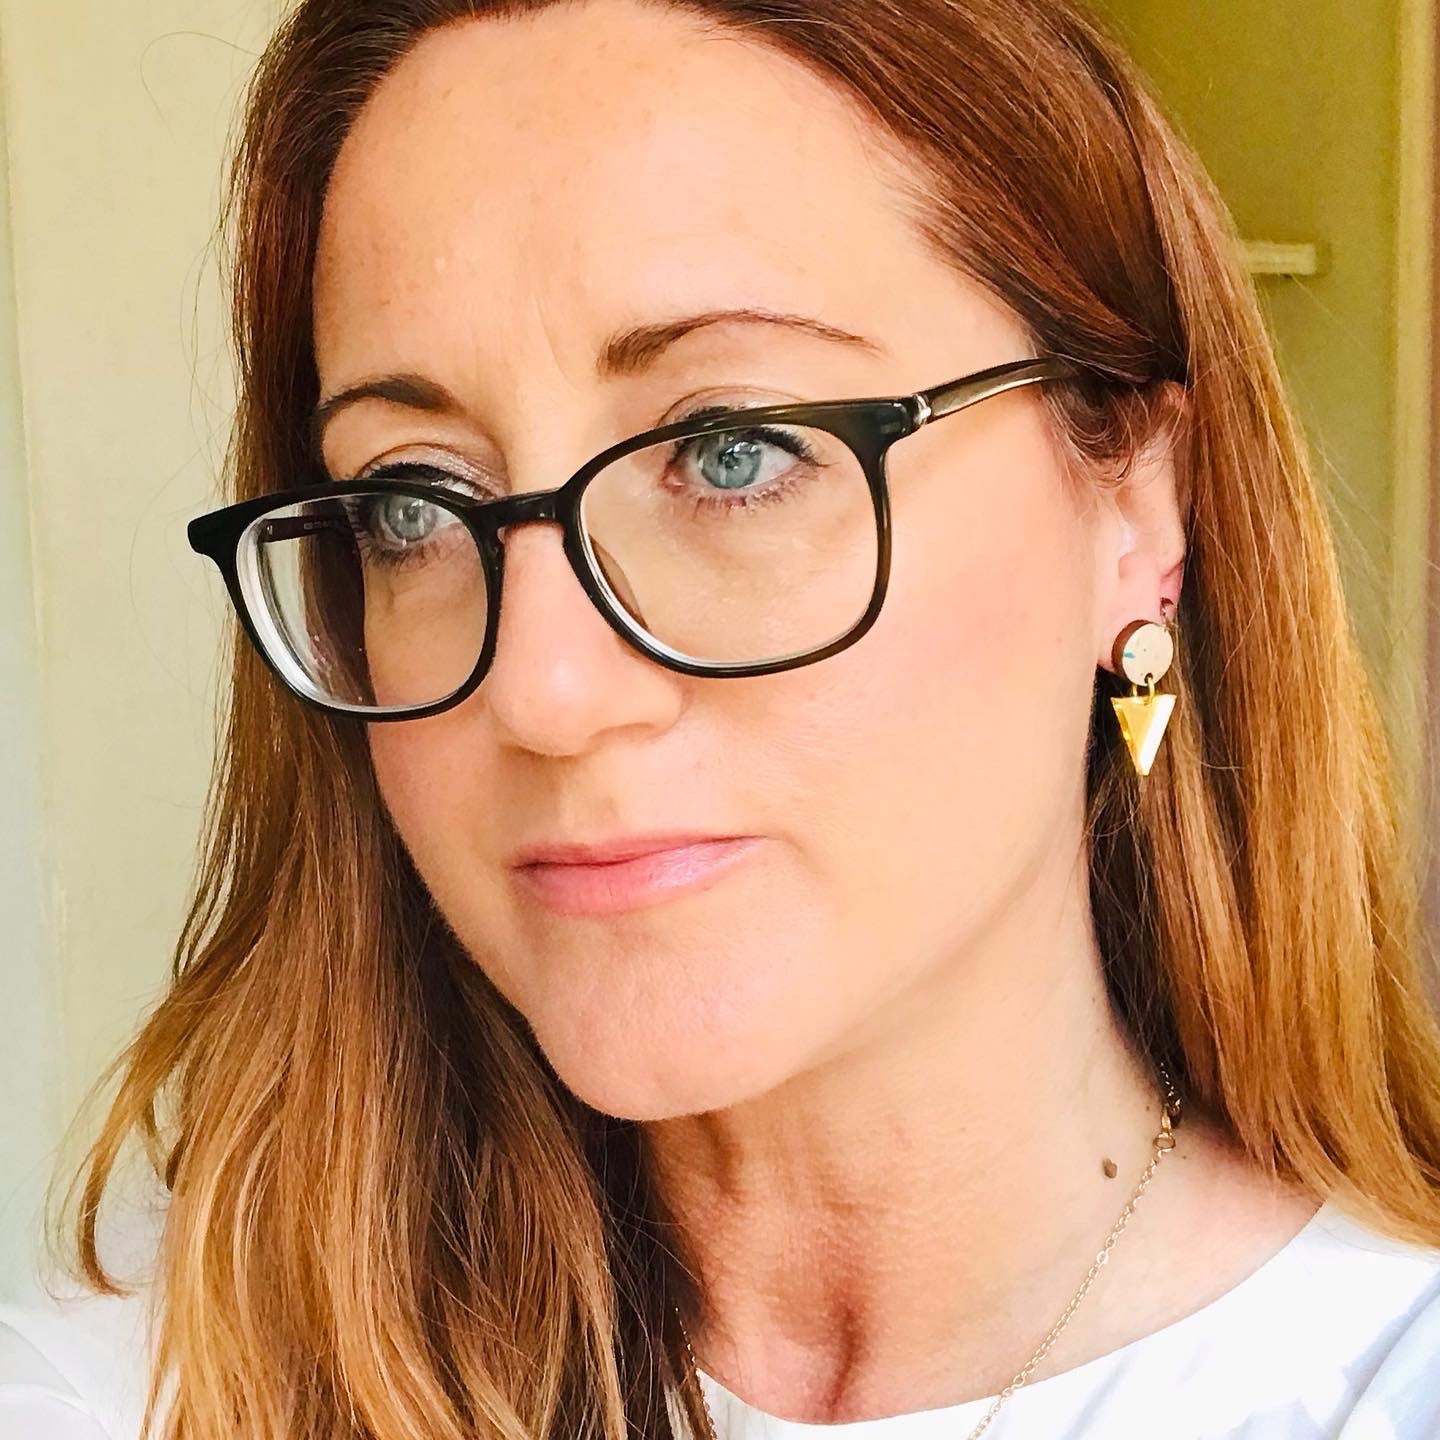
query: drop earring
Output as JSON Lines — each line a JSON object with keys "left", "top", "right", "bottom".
{"left": 1110, "top": 598, "right": 1177, "bottom": 778}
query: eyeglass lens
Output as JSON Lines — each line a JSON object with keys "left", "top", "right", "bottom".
{"left": 237, "top": 419, "right": 880, "bottom": 712}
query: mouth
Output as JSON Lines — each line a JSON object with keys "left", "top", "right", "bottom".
{"left": 512, "top": 836, "right": 762, "bottom": 916}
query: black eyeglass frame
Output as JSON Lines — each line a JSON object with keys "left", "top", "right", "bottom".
{"left": 188, "top": 355, "right": 1084, "bottom": 722}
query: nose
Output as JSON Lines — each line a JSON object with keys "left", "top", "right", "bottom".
{"left": 478, "top": 517, "right": 683, "bottom": 757}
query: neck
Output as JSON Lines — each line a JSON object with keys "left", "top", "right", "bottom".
{"left": 643, "top": 840, "right": 1171, "bottom": 1423}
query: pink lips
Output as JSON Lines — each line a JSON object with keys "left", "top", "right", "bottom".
{"left": 513, "top": 837, "right": 761, "bottom": 916}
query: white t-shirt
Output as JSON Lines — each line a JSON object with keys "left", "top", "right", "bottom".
{"left": 4, "top": 1197, "right": 1440, "bottom": 1439}
{"left": 696, "top": 1198, "right": 1440, "bottom": 1438}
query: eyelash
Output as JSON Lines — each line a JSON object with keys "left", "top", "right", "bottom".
{"left": 349, "top": 458, "right": 487, "bottom": 496}
{"left": 663, "top": 407, "right": 821, "bottom": 514}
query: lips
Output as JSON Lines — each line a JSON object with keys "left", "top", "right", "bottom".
{"left": 511, "top": 832, "right": 743, "bottom": 868}
{"left": 512, "top": 835, "right": 761, "bottom": 916}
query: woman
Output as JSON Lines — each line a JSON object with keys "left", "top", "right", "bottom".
{"left": 4, "top": 0, "right": 1440, "bottom": 1436}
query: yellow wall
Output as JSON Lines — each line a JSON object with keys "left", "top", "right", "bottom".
{"left": 0, "top": 23, "right": 60, "bottom": 1299}
{"left": 0, "top": 2, "right": 279, "bottom": 1291}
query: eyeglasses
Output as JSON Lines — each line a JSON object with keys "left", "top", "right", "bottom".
{"left": 188, "top": 355, "right": 1081, "bottom": 721}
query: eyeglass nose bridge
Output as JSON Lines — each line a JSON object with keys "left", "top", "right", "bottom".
{"left": 483, "top": 485, "right": 568, "bottom": 540}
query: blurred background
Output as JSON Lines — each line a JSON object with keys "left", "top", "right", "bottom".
{"left": 0, "top": 1, "right": 1436, "bottom": 1293}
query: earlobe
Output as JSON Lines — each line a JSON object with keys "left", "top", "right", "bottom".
{"left": 1094, "top": 389, "right": 1189, "bottom": 678}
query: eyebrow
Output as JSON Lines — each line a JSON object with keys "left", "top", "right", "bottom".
{"left": 596, "top": 306, "right": 884, "bottom": 376}
{"left": 311, "top": 374, "right": 457, "bottom": 457}
{"left": 310, "top": 308, "right": 884, "bottom": 451}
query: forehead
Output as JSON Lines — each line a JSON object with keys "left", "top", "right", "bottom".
{"left": 312, "top": 0, "right": 1009, "bottom": 387}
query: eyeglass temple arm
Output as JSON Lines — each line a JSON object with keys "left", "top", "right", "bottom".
{"left": 253, "top": 512, "right": 351, "bottom": 544}
{"left": 912, "top": 357, "right": 1078, "bottom": 425}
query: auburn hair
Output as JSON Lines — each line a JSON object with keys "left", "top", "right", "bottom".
{"left": 53, "top": 2, "right": 1440, "bottom": 1437}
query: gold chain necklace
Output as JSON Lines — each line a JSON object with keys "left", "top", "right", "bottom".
{"left": 677, "top": 1065, "right": 1181, "bottom": 1440}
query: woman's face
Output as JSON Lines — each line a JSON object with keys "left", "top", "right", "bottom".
{"left": 312, "top": 0, "right": 1146, "bottom": 1120}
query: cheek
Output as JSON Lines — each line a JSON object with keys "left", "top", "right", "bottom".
{"left": 880, "top": 411, "right": 1098, "bottom": 747}
{"left": 886, "top": 479, "right": 1090, "bottom": 772}
{"left": 368, "top": 724, "right": 456, "bottom": 826}
{"left": 784, "top": 420, "right": 1100, "bottom": 961}
{"left": 366, "top": 721, "right": 507, "bottom": 917}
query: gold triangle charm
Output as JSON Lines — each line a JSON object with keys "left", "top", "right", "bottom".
{"left": 1110, "top": 693, "right": 1176, "bottom": 776}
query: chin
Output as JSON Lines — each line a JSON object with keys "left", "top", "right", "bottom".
{"left": 527, "top": 1004, "right": 798, "bottom": 1122}
{"left": 464, "top": 890, "right": 850, "bottom": 1116}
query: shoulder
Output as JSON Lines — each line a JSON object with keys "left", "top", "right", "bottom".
{"left": 1342, "top": 1277, "right": 1440, "bottom": 1436}
{"left": 1305, "top": 1202, "right": 1440, "bottom": 1436}
{"left": 1003, "top": 1195, "right": 1440, "bottom": 1437}
{"left": 1181, "top": 1196, "right": 1440, "bottom": 1436}
{"left": 0, "top": 1277, "right": 159, "bottom": 1440}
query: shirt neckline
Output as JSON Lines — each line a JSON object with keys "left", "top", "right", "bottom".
{"left": 696, "top": 1195, "right": 1337, "bottom": 1432}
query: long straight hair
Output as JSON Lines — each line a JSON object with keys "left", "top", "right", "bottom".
{"left": 56, "top": 2, "right": 1440, "bottom": 1437}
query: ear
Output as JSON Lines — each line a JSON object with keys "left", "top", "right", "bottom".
{"left": 1093, "top": 382, "right": 1188, "bottom": 676}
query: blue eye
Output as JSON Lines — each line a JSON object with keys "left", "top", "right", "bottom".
{"left": 669, "top": 421, "right": 821, "bottom": 506}
{"left": 339, "top": 490, "right": 464, "bottom": 573}
{"left": 373, "top": 494, "right": 449, "bottom": 546}
{"left": 689, "top": 431, "right": 786, "bottom": 491}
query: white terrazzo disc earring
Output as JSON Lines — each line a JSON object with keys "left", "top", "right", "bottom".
{"left": 1110, "top": 598, "right": 1178, "bottom": 778}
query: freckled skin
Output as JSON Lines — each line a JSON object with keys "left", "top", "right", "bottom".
{"left": 311, "top": 4, "right": 1321, "bottom": 1416}
{"left": 312, "top": 2, "right": 1175, "bottom": 1121}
